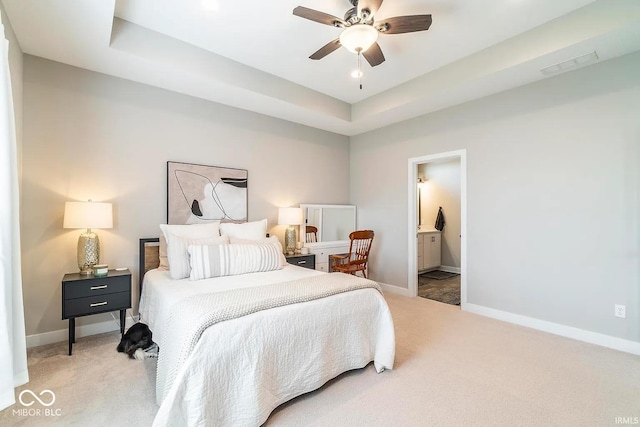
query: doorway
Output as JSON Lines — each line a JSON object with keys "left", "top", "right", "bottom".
{"left": 407, "top": 150, "right": 467, "bottom": 307}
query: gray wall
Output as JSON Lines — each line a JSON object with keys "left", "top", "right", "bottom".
{"left": 17, "top": 48, "right": 640, "bottom": 344}
{"left": 351, "top": 52, "right": 640, "bottom": 342}
{"left": 21, "top": 56, "right": 350, "bottom": 336}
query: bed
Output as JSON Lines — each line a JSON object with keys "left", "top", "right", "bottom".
{"left": 138, "top": 229, "right": 395, "bottom": 426}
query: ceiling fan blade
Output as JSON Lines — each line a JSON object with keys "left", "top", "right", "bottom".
{"left": 309, "top": 39, "right": 342, "bottom": 60}
{"left": 362, "top": 42, "right": 385, "bottom": 67}
{"left": 358, "top": 0, "right": 384, "bottom": 20}
{"left": 376, "top": 15, "right": 432, "bottom": 34}
{"left": 293, "top": 6, "right": 345, "bottom": 27}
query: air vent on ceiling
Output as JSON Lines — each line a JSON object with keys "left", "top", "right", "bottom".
{"left": 540, "top": 51, "right": 599, "bottom": 76}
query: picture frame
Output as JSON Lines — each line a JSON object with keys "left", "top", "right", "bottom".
{"left": 167, "top": 161, "right": 248, "bottom": 225}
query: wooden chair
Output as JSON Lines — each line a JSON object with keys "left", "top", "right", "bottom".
{"left": 306, "top": 226, "right": 318, "bottom": 243}
{"left": 332, "top": 230, "right": 374, "bottom": 278}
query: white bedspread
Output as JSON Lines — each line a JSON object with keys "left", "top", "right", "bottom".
{"left": 140, "top": 266, "right": 395, "bottom": 427}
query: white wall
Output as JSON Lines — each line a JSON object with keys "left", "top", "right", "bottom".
{"left": 21, "top": 56, "right": 350, "bottom": 336}
{"left": 418, "top": 159, "right": 461, "bottom": 269}
{"left": 351, "top": 52, "right": 640, "bottom": 342}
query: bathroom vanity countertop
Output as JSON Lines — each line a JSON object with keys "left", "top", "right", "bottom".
{"left": 417, "top": 227, "right": 440, "bottom": 233}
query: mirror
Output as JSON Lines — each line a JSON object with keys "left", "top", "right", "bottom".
{"left": 300, "top": 204, "right": 356, "bottom": 245}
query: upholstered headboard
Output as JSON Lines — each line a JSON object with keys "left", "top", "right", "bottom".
{"left": 139, "top": 238, "right": 160, "bottom": 296}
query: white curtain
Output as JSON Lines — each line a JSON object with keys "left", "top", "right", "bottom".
{"left": 0, "top": 10, "right": 28, "bottom": 411}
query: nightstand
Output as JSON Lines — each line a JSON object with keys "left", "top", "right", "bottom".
{"left": 62, "top": 269, "right": 131, "bottom": 355}
{"left": 285, "top": 254, "right": 316, "bottom": 270}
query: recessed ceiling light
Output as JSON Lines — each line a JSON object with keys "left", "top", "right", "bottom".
{"left": 201, "top": 0, "right": 219, "bottom": 12}
{"left": 351, "top": 69, "right": 363, "bottom": 79}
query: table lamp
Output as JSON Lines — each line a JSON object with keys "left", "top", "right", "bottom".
{"left": 278, "top": 207, "right": 303, "bottom": 255}
{"left": 63, "top": 200, "right": 113, "bottom": 274}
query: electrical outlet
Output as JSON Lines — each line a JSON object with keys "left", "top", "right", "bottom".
{"left": 614, "top": 304, "right": 626, "bottom": 318}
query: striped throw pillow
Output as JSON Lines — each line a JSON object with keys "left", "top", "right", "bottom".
{"left": 166, "top": 235, "right": 228, "bottom": 280}
{"left": 188, "top": 242, "right": 283, "bottom": 280}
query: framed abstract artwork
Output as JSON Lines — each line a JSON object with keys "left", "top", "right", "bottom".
{"left": 167, "top": 161, "right": 248, "bottom": 225}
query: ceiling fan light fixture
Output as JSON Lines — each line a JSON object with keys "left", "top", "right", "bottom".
{"left": 339, "top": 24, "right": 379, "bottom": 54}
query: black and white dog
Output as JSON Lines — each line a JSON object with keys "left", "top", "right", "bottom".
{"left": 117, "top": 322, "right": 158, "bottom": 360}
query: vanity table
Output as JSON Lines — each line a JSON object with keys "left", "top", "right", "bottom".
{"left": 310, "top": 245, "right": 350, "bottom": 272}
{"left": 300, "top": 204, "right": 355, "bottom": 272}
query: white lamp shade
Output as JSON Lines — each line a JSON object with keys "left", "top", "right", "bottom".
{"left": 278, "top": 207, "right": 303, "bottom": 226}
{"left": 339, "top": 24, "right": 379, "bottom": 53}
{"left": 63, "top": 201, "right": 113, "bottom": 229}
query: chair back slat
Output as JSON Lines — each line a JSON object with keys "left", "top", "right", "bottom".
{"left": 306, "top": 226, "right": 318, "bottom": 243}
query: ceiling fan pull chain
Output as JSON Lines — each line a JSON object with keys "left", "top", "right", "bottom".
{"left": 358, "top": 51, "right": 363, "bottom": 90}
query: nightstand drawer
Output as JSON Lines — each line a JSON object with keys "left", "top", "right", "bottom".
{"left": 63, "top": 291, "right": 130, "bottom": 318}
{"left": 285, "top": 254, "right": 315, "bottom": 270}
{"left": 63, "top": 275, "right": 129, "bottom": 299}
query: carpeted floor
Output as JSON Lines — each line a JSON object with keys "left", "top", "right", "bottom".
{"left": 2, "top": 293, "right": 639, "bottom": 426}
{"left": 0, "top": 331, "right": 158, "bottom": 426}
{"left": 418, "top": 271, "right": 461, "bottom": 305}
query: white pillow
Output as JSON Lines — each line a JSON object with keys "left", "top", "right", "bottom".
{"left": 229, "top": 236, "right": 287, "bottom": 267}
{"left": 158, "top": 234, "right": 169, "bottom": 271}
{"left": 188, "top": 242, "right": 282, "bottom": 280}
{"left": 219, "top": 219, "right": 267, "bottom": 240}
{"left": 159, "top": 222, "right": 221, "bottom": 242}
{"left": 159, "top": 222, "right": 222, "bottom": 278}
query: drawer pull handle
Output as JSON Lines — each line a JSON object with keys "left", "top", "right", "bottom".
{"left": 297, "top": 260, "right": 306, "bottom": 264}
{"left": 90, "top": 285, "right": 108, "bottom": 290}
{"left": 90, "top": 302, "right": 108, "bottom": 307}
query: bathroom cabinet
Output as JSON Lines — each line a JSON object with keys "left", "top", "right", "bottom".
{"left": 417, "top": 230, "right": 441, "bottom": 272}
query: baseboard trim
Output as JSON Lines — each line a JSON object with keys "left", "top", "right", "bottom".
{"left": 379, "top": 283, "right": 412, "bottom": 297}
{"left": 26, "top": 315, "right": 139, "bottom": 349}
{"left": 438, "top": 265, "right": 461, "bottom": 274}
{"left": 464, "top": 303, "right": 640, "bottom": 355}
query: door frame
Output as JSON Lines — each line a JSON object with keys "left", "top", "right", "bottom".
{"left": 407, "top": 150, "right": 467, "bottom": 306}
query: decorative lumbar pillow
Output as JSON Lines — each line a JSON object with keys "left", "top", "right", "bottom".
{"left": 188, "top": 242, "right": 283, "bottom": 280}
{"left": 166, "top": 235, "right": 228, "bottom": 280}
{"left": 219, "top": 219, "right": 267, "bottom": 240}
{"left": 229, "top": 236, "right": 287, "bottom": 267}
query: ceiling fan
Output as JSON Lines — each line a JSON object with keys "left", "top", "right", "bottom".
{"left": 293, "top": 0, "right": 432, "bottom": 68}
